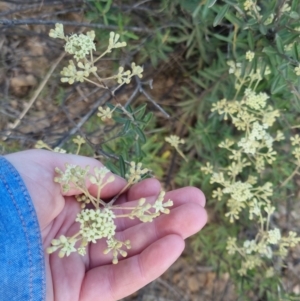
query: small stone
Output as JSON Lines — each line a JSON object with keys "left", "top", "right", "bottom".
{"left": 188, "top": 276, "right": 200, "bottom": 293}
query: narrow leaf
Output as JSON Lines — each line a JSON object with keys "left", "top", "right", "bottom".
{"left": 119, "top": 155, "right": 126, "bottom": 178}
{"left": 247, "top": 30, "right": 254, "bottom": 50}
{"left": 208, "top": 0, "right": 217, "bottom": 8}
{"left": 275, "top": 34, "right": 284, "bottom": 54}
{"left": 213, "top": 4, "right": 230, "bottom": 27}
{"left": 135, "top": 127, "right": 146, "bottom": 143}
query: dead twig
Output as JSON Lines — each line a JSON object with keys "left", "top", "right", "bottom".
{"left": 0, "top": 19, "right": 154, "bottom": 34}
{"left": 56, "top": 90, "right": 112, "bottom": 147}
{"left": 3, "top": 52, "right": 66, "bottom": 140}
{"left": 134, "top": 77, "right": 170, "bottom": 118}
{"left": 0, "top": 1, "right": 77, "bottom": 17}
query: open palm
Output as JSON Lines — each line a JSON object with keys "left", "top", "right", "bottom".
{"left": 5, "top": 149, "right": 207, "bottom": 301}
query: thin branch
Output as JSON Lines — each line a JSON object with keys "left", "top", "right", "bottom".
{"left": 2, "top": 52, "right": 66, "bottom": 141}
{"left": 124, "top": 86, "right": 140, "bottom": 107}
{"left": 0, "top": 1, "right": 77, "bottom": 17}
{"left": 40, "top": 8, "right": 83, "bottom": 19}
{"left": 134, "top": 77, "right": 170, "bottom": 118}
{"left": 0, "top": 19, "right": 154, "bottom": 33}
{"left": 140, "top": 88, "right": 170, "bottom": 118}
{"left": 56, "top": 90, "right": 112, "bottom": 147}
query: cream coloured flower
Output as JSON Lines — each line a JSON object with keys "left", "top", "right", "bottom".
{"left": 294, "top": 65, "right": 300, "bottom": 76}
{"left": 246, "top": 51, "right": 255, "bottom": 62}
{"left": 97, "top": 106, "right": 113, "bottom": 121}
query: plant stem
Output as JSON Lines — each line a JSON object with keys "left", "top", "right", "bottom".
{"left": 280, "top": 166, "right": 299, "bottom": 187}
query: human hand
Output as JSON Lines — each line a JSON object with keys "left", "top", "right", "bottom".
{"left": 5, "top": 149, "right": 207, "bottom": 301}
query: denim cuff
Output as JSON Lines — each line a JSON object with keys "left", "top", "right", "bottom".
{"left": 0, "top": 157, "right": 45, "bottom": 301}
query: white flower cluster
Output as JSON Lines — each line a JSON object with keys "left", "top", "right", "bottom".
{"left": 73, "top": 135, "right": 85, "bottom": 146}
{"left": 49, "top": 25, "right": 141, "bottom": 90}
{"left": 227, "top": 61, "right": 242, "bottom": 77}
{"left": 54, "top": 164, "right": 90, "bottom": 192}
{"left": 129, "top": 191, "right": 173, "bottom": 222}
{"left": 165, "top": 134, "right": 187, "bottom": 161}
{"left": 294, "top": 65, "right": 300, "bottom": 76}
{"left": 64, "top": 31, "right": 96, "bottom": 61}
{"left": 204, "top": 31, "right": 300, "bottom": 279}
{"left": 291, "top": 134, "right": 300, "bottom": 161}
{"left": 61, "top": 60, "right": 97, "bottom": 84}
{"left": 238, "top": 122, "right": 274, "bottom": 155}
{"left": 126, "top": 162, "right": 149, "bottom": 184}
{"left": 51, "top": 159, "right": 172, "bottom": 264}
{"left": 226, "top": 226, "right": 300, "bottom": 276}
{"left": 165, "top": 135, "right": 185, "bottom": 148}
{"left": 152, "top": 191, "right": 173, "bottom": 214}
{"left": 75, "top": 194, "right": 91, "bottom": 209}
{"left": 243, "top": 0, "right": 262, "bottom": 20}
{"left": 116, "top": 62, "right": 144, "bottom": 85}
{"left": 243, "top": 0, "right": 255, "bottom": 11}
{"left": 47, "top": 235, "right": 77, "bottom": 258}
{"left": 35, "top": 140, "right": 66, "bottom": 153}
{"left": 53, "top": 147, "right": 66, "bottom": 153}
{"left": 76, "top": 208, "right": 116, "bottom": 243}
{"left": 245, "top": 51, "right": 255, "bottom": 62}
{"left": 89, "top": 166, "right": 114, "bottom": 185}
{"left": 97, "top": 106, "right": 113, "bottom": 121}
{"left": 223, "top": 181, "right": 253, "bottom": 203}
{"left": 107, "top": 32, "right": 127, "bottom": 52}
{"left": 267, "top": 228, "right": 281, "bottom": 244}
{"left": 244, "top": 88, "right": 268, "bottom": 110}
{"left": 243, "top": 0, "right": 292, "bottom": 25}
{"left": 129, "top": 198, "right": 153, "bottom": 222}
{"left": 104, "top": 238, "right": 131, "bottom": 264}
{"left": 49, "top": 23, "right": 65, "bottom": 39}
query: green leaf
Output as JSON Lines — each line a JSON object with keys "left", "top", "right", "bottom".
{"left": 192, "top": 3, "right": 202, "bottom": 18}
{"left": 118, "top": 155, "right": 126, "bottom": 178}
{"left": 225, "top": 11, "right": 243, "bottom": 27}
{"left": 143, "top": 112, "right": 153, "bottom": 124}
{"left": 278, "top": 62, "right": 289, "bottom": 71}
{"left": 292, "top": 0, "right": 300, "bottom": 11}
{"left": 247, "top": 30, "right": 254, "bottom": 50}
{"left": 179, "top": 17, "right": 193, "bottom": 29}
{"left": 289, "top": 11, "right": 300, "bottom": 19}
{"left": 103, "top": 0, "right": 112, "bottom": 13}
{"left": 95, "top": 2, "right": 103, "bottom": 13}
{"left": 103, "top": 14, "right": 108, "bottom": 26}
{"left": 213, "top": 4, "right": 230, "bottom": 27}
{"left": 135, "top": 104, "right": 147, "bottom": 120}
{"left": 292, "top": 42, "right": 299, "bottom": 60}
{"left": 275, "top": 34, "right": 284, "bottom": 54}
{"left": 271, "top": 75, "right": 286, "bottom": 94}
{"left": 117, "top": 13, "right": 124, "bottom": 31}
{"left": 259, "top": 23, "right": 267, "bottom": 35}
{"left": 259, "top": 61, "right": 267, "bottom": 78}
{"left": 122, "top": 120, "right": 131, "bottom": 134}
{"left": 207, "top": 0, "right": 217, "bottom": 8}
{"left": 113, "top": 116, "right": 129, "bottom": 123}
{"left": 106, "top": 103, "right": 122, "bottom": 113}
{"left": 124, "top": 31, "right": 139, "bottom": 40}
{"left": 105, "top": 161, "right": 120, "bottom": 176}
{"left": 135, "top": 127, "right": 146, "bottom": 143}
{"left": 213, "top": 33, "right": 232, "bottom": 43}
{"left": 126, "top": 105, "right": 133, "bottom": 113}
{"left": 135, "top": 141, "right": 141, "bottom": 157}
{"left": 191, "top": 75, "right": 208, "bottom": 89}
{"left": 263, "top": 46, "right": 277, "bottom": 55}
{"left": 186, "top": 29, "right": 196, "bottom": 48}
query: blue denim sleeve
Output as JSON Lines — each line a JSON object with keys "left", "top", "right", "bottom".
{"left": 0, "top": 157, "right": 46, "bottom": 301}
